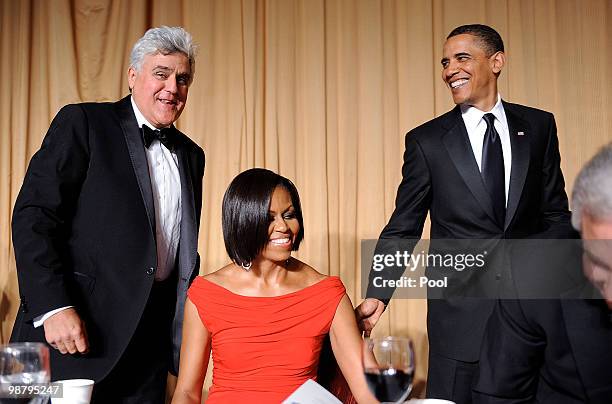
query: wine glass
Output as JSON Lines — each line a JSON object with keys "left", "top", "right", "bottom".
{"left": 363, "top": 336, "right": 414, "bottom": 403}
{"left": 0, "top": 342, "right": 51, "bottom": 403}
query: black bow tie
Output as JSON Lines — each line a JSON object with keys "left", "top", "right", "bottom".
{"left": 142, "top": 125, "right": 177, "bottom": 151}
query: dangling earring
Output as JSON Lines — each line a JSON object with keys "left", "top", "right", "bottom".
{"left": 240, "top": 262, "right": 252, "bottom": 271}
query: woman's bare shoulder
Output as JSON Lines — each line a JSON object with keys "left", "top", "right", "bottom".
{"left": 203, "top": 263, "right": 236, "bottom": 285}
{"left": 291, "top": 259, "right": 329, "bottom": 285}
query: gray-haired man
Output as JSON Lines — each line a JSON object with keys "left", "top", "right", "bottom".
{"left": 11, "top": 26, "right": 204, "bottom": 402}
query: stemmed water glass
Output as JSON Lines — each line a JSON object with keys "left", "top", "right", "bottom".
{"left": 363, "top": 336, "right": 415, "bottom": 404}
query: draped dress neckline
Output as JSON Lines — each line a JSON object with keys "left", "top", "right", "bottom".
{"left": 187, "top": 275, "right": 347, "bottom": 403}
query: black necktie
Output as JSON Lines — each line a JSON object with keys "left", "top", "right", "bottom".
{"left": 142, "top": 125, "right": 177, "bottom": 151}
{"left": 482, "top": 113, "right": 505, "bottom": 227}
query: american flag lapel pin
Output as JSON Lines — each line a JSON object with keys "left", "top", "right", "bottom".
{"left": 517, "top": 131, "right": 525, "bottom": 136}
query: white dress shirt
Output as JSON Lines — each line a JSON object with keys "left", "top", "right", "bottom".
{"left": 34, "top": 98, "right": 181, "bottom": 327}
{"left": 460, "top": 94, "right": 512, "bottom": 205}
{"left": 131, "top": 97, "right": 182, "bottom": 282}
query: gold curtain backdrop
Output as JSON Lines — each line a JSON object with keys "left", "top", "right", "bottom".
{"left": 1, "top": 0, "right": 611, "bottom": 392}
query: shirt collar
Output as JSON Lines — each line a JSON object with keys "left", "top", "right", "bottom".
{"left": 460, "top": 94, "right": 505, "bottom": 132}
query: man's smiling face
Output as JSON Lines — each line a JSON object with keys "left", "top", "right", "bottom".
{"left": 441, "top": 34, "right": 504, "bottom": 111}
{"left": 128, "top": 52, "right": 192, "bottom": 128}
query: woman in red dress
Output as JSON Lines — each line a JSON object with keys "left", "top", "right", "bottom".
{"left": 172, "top": 168, "right": 376, "bottom": 403}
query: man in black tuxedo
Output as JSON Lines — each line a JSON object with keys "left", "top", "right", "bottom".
{"left": 10, "top": 26, "right": 204, "bottom": 403}
{"left": 356, "top": 24, "right": 573, "bottom": 403}
{"left": 474, "top": 143, "right": 612, "bottom": 403}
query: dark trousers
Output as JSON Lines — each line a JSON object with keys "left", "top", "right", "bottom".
{"left": 91, "top": 275, "right": 177, "bottom": 404}
{"left": 426, "top": 352, "right": 478, "bottom": 404}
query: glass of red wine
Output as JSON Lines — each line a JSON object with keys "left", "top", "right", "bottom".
{"left": 363, "top": 336, "right": 414, "bottom": 403}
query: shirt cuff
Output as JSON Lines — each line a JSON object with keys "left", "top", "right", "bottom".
{"left": 33, "top": 306, "right": 74, "bottom": 328}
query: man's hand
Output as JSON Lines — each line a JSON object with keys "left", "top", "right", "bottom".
{"left": 355, "top": 298, "right": 385, "bottom": 337}
{"left": 43, "top": 308, "right": 89, "bottom": 354}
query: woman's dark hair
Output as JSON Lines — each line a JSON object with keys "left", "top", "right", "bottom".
{"left": 222, "top": 168, "right": 304, "bottom": 266}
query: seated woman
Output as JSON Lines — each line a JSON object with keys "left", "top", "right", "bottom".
{"left": 172, "top": 168, "right": 376, "bottom": 404}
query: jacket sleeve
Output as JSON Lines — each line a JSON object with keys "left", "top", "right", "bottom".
{"left": 380, "top": 132, "right": 432, "bottom": 239}
{"left": 537, "top": 113, "right": 575, "bottom": 238}
{"left": 12, "top": 104, "right": 90, "bottom": 321}
{"left": 366, "top": 132, "right": 431, "bottom": 302}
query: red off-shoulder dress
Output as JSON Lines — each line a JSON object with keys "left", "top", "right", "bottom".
{"left": 187, "top": 275, "right": 346, "bottom": 403}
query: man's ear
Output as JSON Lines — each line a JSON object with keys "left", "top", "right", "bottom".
{"left": 127, "top": 66, "right": 137, "bottom": 91}
{"left": 491, "top": 51, "right": 505, "bottom": 75}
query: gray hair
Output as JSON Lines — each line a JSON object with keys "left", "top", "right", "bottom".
{"left": 129, "top": 26, "right": 197, "bottom": 82}
{"left": 571, "top": 143, "right": 612, "bottom": 230}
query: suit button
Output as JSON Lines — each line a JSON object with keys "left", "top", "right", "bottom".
{"left": 146, "top": 267, "right": 155, "bottom": 276}
{"left": 495, "top": 274, "right": 501, "bottom": 280}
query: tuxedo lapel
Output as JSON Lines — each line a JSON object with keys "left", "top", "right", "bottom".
{"left": 560, "top": 299, "right": 612, "bottom": 400}
{"left": 171, "top": 140, "right": 198, "bottom": 371}
{"left": 175, "top": 144, "right": 197, "bottom": 281}
{"left": 115, "top": 96, "right": 156, "bottom": 236}
{"left": 503, "top": 102, "right": 530, "bottom": 230}
{"left": 442, "top": 108, "right": 499, "bottom": 227}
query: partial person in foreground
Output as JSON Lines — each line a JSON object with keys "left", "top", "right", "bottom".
{"left": 474, "top": 143, "right": 612, "bottom": 403}
{"left": 356, "top": 24, "right": 574, "bottom": 404}
{"left": 172, "top": 168, "right": 376, "bottom": 404}
{"left": 11, "top": 26, "right": 204, "bottom": 403}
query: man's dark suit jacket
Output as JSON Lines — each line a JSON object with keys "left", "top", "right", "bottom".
{"left": 10, "top": 95, "right": 205, "bottom": 382}
{"left": 473, "top": 298, "right": 612, "bottom": 403}
{"left": 367, "top": 101, "right": 572, "bottom": 362}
